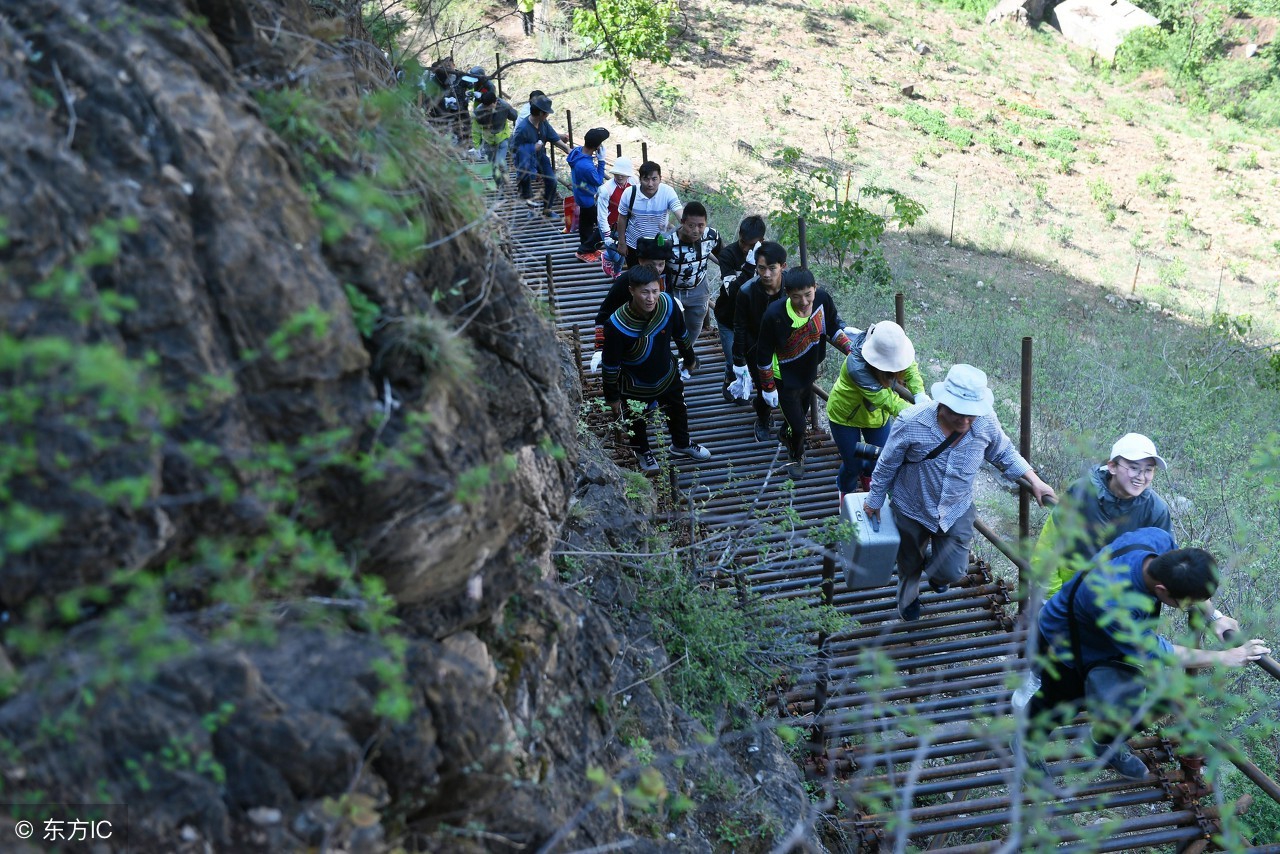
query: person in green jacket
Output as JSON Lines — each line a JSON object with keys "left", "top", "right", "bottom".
{"left": 518, "top": 0, "right": 535, "bottom": 36}
{"left": 471, "top": 91, "right": 518, "bottom": 188}
{"left": 826, "top": 320, "right": 924, "bottom": 498}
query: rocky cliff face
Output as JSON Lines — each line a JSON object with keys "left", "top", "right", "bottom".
{"left": 0, "top": 1, "right": 815, "bottom": 850}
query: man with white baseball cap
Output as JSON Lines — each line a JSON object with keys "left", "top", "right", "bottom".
{"left": 1036, "top": 432, "right": 1175, "bottom": 597}
{"left": 864, "top": 364, "right": 1057, "bottom": 621}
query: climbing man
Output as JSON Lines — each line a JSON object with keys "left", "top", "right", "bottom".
{"left": 568, "top": 127, "right": 610, "bottom": 262}
{"left": 610, "top": 161, "right": 681, "bottom": 268}
{"left": 511, "top": 93, "right": 569, "bottom": 214}
{"left": 864, "top": 364, "right": 1057, "bottom": 622}
{"left": 471, "top": 90, "right": 518, "bottom": 188}
{"left": 713, "top": 215, "right": 766, "bottom": 402}
{"left": 732, "top": 241, "right": 787, "bottom": 442}
{"left": 754, "top": 268, "right": 852, "bottom": 479}
{"left": 666, "top": 201, "right": 725, "bottom": 343}
{"left": 1027, "top": 527, "right": 1265, "bottom": 779}
{"left": 601, "top": 267, "right": 713, "bottom": 472}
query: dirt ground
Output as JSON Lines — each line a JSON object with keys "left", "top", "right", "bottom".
{"left": 484, "top": 0, "right": 1280, "bottom": 339}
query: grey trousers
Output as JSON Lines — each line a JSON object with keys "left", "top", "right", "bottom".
{"left": 894, "top": 503, "right": 975, "bottom": 613}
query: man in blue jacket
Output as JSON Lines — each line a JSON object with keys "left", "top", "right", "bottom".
{"left": 511, "top": 94, "right": 570, "bottom": 215}
{"left": 1028, "top": 527, "right": 1265, "bottom": 779}
{"left": 567, "top": 127, "right": 609, "bottom": 262}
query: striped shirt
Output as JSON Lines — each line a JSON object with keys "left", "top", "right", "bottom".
{"left": 619, "top": 183, "right": 681, "bottom": 249}
{"left": 866, "top": 403, "right": 1031, "bottom": 533}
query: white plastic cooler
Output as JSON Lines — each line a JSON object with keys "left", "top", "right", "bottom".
{"left": 839, "top": 492, "right": 901, "bottom": 590}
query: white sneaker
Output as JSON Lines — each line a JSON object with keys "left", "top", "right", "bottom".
{"left": 670, "top": 443, "right": 711, "bottom": 461}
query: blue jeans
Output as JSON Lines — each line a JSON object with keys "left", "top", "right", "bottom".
{"left": 718, "top": 325, "right": 734, "bottom": 381}
{"left": 830, "top": 422, "right": 891, "bottom": 494}
{"left": 515, "top": 143, "right": 555, "bottom": 205}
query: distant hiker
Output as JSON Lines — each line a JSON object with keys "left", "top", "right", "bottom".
{"left": 1036, "top": 433, "right": 1174, "bottom": 597}
{"left": 568, "top": 127, "right": 610, "bottom": 262}
{"left": 597, "top": 156, "right": 637, "bottom": 252}
{"left": 594, "top": 236, "right": 675, "bottom": 349}
{"left": 864, "top": 364, "right": 1057, "bottom": 622}
{"left": 754, "top": 268, "right": 852, "bottom": 479}
{"left": 666, "top": 201, "right": 725, "bottom": 342}
{"left": 472, "top": 90, "right": 518, "bottom": 188}
{"left": 511, "top": 93, "right": 570, "bottom": 216}
{"left": 732, "top": 241, "right": 788, "bottom": 442}
{"left": 714, "top": 215, "right": 766, "bottom": 402}
{"left": 827, "top": 321, "right": 925, "bottom": 498}
{"left": 609, "top": 161, "right": 682, "bottom": 267}
{"left": 421, "top": 57, "right": 467, "bottom": 140}
{"left": 518, "top": 0, "right": 535, "bottom": 36}
{"left": 602, "top": 268, "right": 712, "bottom": 472}
{"left": 1027, "top": 528, "right": 1264, "bottom": 780}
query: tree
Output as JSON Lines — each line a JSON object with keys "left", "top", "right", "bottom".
{"left": 572, "top": 0, "right": 676, "bottom": 117}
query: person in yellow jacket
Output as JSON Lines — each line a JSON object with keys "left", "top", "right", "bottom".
{"left": 518, "top": 0, "right": 535, "bottom": 36}
{"left": 472, "top": 91, "right": 518, "bottom": 188}
{"left": 825, "top": 321, "right": 924, "bottom": 498}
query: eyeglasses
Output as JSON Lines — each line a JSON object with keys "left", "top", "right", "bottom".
{"left": 1117, "top": 461, "right": 1157, "bottom": 479}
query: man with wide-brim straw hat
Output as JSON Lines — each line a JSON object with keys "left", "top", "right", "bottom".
{"left": 863, "top": 364, "right": 1057, "bottom": 622}
{"left": 826, "top": 320, "right": 927, "bottom": 501}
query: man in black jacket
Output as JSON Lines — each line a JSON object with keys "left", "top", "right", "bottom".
{"left": 713, "top": 215, "right": 766, "bottom": 401}
{"left": 732, "top": 241, "right": 786, "bottom": 442}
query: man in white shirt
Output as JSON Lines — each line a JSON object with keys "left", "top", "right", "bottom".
{"left": 610, "top": 161, "right": 681, "bottom": 267}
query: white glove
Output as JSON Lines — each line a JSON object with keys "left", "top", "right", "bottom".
{"left": 916, "top": 391, "right": 932, "bottom": 404}
{"left": 745, "top": 240, "right": 761, "bottom": 266}
{"left": 762, "top": 389, "right": 779, "bottom": 408}
{"left": 589, "top": 351, "right": 603, "bottom": 373}
{"left": 444, "top": 96, "right": 459, "bottom": 110}
{"left": 732, "top": 364, "right": 750, "bottom": 384}
{"left": 680, "top": 368, "right": 691, "bottom": 381}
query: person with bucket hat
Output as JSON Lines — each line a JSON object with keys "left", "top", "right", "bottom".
{"left": 864, "top": 364, "right": 1057, "bottom": 622}
{"left": 510, "top": 92, "right": 569, "bottom": 214}
{"left": 597, "top": 157, "right": 636, "bottom": 242}
{"left": 827, "top": 320, "right": 926, "bottom": 500}
{"left": 754, "top": 268, "right": 853, "bottom": 479}
{"left": 567, "top": 127, "right": 610, "bottom": 261}
{"left": 1035, "top": 432, "right": 1175, "bottom": 597}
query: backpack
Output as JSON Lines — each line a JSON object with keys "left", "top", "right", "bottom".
{"left": 607, "top": 182, "right": 632, "bottom": 229}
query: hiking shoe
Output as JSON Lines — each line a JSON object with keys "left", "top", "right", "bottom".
{"left": 1013, "top": 734, "right": 1051, "bottom": 779}
{"left": 670, "top": 443, "right": 712, "bottom": 462}
{"left": 754, "top": 420, "right": 772, "bottom": 443}
{"left": 900, "top": 598, "right": 923, "bottom": 622}
{"left": 575, "top": 250, "right": 602, "bottom": 263}
{"left": 721, "top": 381, "right": 735, "bottom": 403}
{"left": 928, "top": 579, "right": 951, "bottom": 594}
{"left": 785, "top": 456, "right": 805, "bottom": 479}
{"left": 636, "top": 451, "right": 660, "bottom": 472}
{"left": 1095, "top": 742, "right": 1148, "bottom": 780}
{"left": 524, "top": 198, "right": 540, "bottom": 208}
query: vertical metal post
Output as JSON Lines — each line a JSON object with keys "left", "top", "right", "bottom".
{"left": 949, "top": 181, "right": 958, "bottom": 244}
{"left": 571, "top": 323, "right": 585, "bottom": 388}
{"left": 1019, "top": 336, "right": 1033, "bottom": 542}
{"left": 550, "top": 143, "right": 556, "bottom": 170}
{"left": 798, "top": 216, "right": 808, "bottom": 269}
{"left": 494, "top": 52, "right": 502, "bottom": 98}
{"left": 895, "top": 292, "right": 905, "bottom": 328}
{"left": 641, "top": 141, "right": 649, "bottom": 164}
{"left": 616, "top": 143, "right": 623, "bottom": 158}
{"left": 544, "top": 253, "right": 557, "bottom": 317}
{"left": 566, "top": 109, "right": 574, "bottom": 147}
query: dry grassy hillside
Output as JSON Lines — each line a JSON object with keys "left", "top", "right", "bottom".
{"left": 489, "top": 0, "right": 1279, "bottom": 338}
